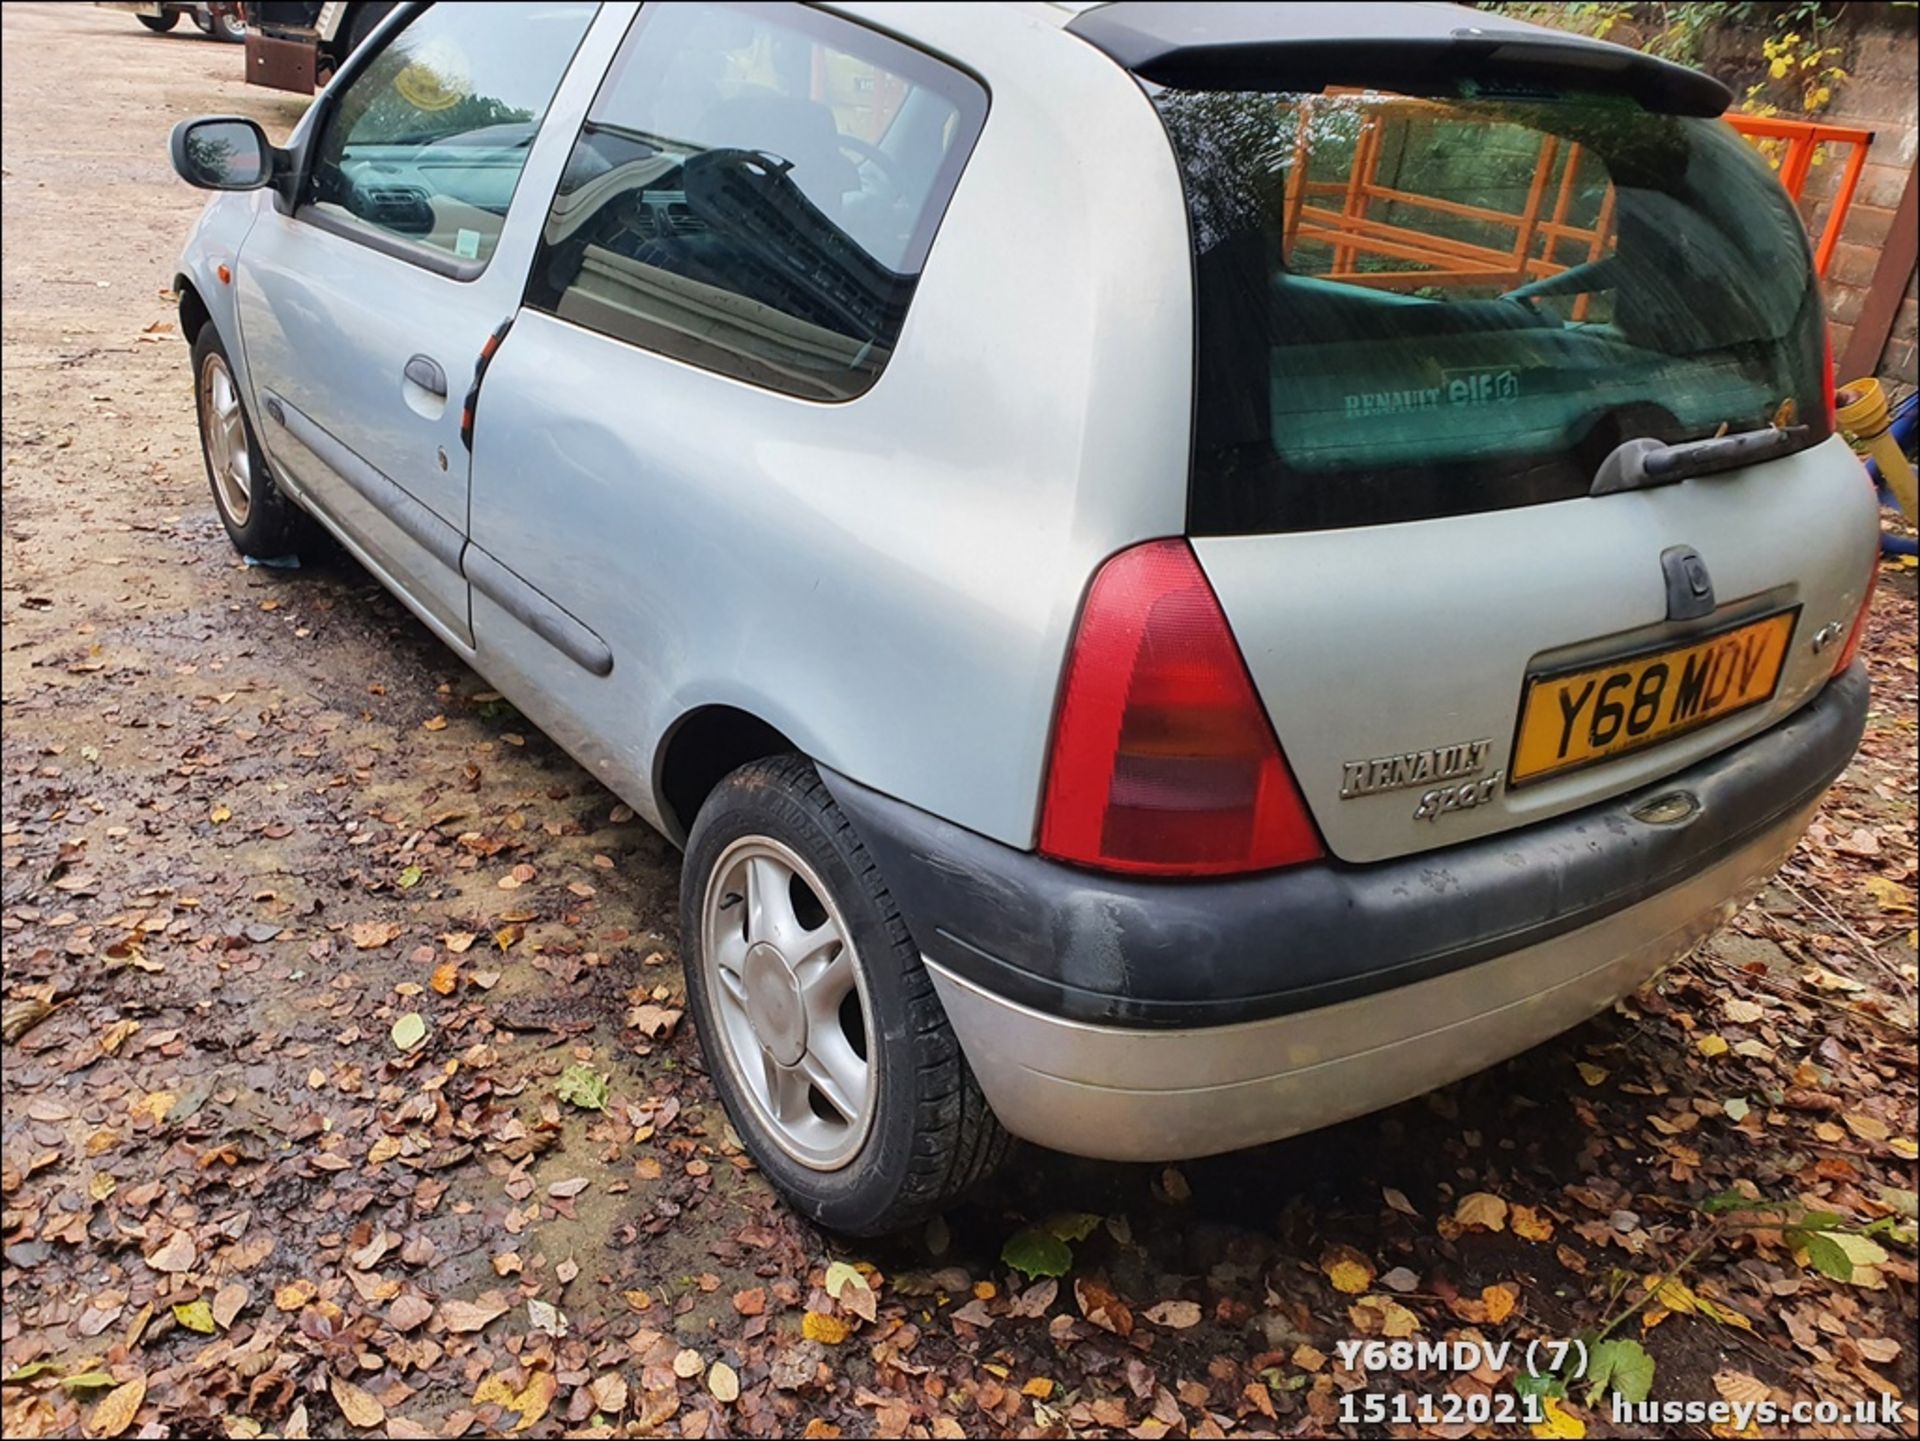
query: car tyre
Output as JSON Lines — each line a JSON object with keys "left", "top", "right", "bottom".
{"left": 681, "top": 755, "right": 1011, "bottom": 1235}
{"left": 192, "top": 327, "right": 315, "bottom": 559}
{"left": 137, "top": 12, "right": 180, "bottom": 31}
{"left": 208, "top": 6, "right": 246, "bottom": 43}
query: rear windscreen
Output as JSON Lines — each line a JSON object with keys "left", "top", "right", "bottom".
{"left": 1156, "top": 89, "right": 1830, "bottom": 533}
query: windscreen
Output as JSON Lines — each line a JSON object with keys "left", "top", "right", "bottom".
{"left": 1157, "top": 88, "right": 1829, "bottom": 533}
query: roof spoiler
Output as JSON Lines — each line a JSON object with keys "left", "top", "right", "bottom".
{"left": 1065, "top": 2, "right": 1732, "bottom": 117}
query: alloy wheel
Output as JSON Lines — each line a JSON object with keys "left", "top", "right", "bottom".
{"left": 700, "top": 836, "right": 876, "bottom": 1170}
{"left": 199, "top": 350, "right": 252, "bottom": 527}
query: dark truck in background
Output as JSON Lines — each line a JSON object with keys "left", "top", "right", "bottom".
{"left": 242, "top": 1, "right": 392, "bottom": 93}
{"left": 97, "top": 3, "right": 247, "bottom": 43}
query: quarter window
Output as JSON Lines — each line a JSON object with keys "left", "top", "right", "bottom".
{"left": 524, "top": 1, "right": 987, "bottom": 401}
{"left": 305, "top": 2, "right": 599, "bottom": 268}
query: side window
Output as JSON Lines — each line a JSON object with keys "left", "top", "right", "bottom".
{"left": 523, "top": 1, "right": 987, "bottom": 401}
{"left": 305, "top": 1, "right": 599, "bottom": 268}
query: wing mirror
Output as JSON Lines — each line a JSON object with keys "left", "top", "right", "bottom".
{"left": 169, "top": 115, "right": 280, "bottom": 191}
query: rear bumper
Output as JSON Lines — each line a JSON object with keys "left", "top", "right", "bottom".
{"left": 925, "top": 802, "right": 1809, "bottom": 1159}
{"left": 822, "top": 665, "right": 1867, "bottom": 1159}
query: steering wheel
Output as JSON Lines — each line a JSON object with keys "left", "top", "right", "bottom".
{"left": 834, "top": 132, "right": 902, "bottom": 198}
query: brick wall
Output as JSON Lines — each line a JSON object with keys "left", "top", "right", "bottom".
{"left": 1733, "top": 13, "right": 1919, "bottom": 389}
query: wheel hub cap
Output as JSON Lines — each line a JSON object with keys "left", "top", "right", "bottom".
{"left": 701, "top": 837, "right": 876, "bottom": 1171}
{"left": 743, "top": 941, "right": 807, "bottom": 1066}
{"left": 199, "top": 352, "right": 252, "bottom": 527}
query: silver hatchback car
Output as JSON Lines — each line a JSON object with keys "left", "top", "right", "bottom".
{"left": 170, "top": 0, "right": 1878, "bottom": 1233}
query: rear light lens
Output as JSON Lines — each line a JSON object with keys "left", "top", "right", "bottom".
{"left": 1039, "top": 539, "right": 1324, "bottom": 876}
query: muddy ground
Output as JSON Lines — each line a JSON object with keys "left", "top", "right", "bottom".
{"left": 3, "top": 5, "right": 1917, "bottom": 1438}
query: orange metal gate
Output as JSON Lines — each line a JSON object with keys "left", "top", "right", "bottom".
{"left": 1281, "top": 99, "right": 1871, "bottom": 290}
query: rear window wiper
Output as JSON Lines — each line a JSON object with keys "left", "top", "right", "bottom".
{"left": 1592, "top": 424, "right": 1810, "bottom": 495}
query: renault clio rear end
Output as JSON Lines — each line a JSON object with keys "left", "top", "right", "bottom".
{"left": 806, "top": 1, "right": 1876, "bottom": 1221}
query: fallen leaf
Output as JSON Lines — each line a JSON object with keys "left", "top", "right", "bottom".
{"left": 146, "top": 1230, "right": 195, "bottom": 1274}
{"left": 708, "top": 1362, "right": 740, "bottom": 1403}
{"left": 1530, "top": 1393, "right": 1587, "bottom": 1439}
{"left": 390, "top": 1012, "right": 427, "bottom": 1052}
{"left": 388, "top": 1294, "right": 433, "bottom": 1332}
{"left": 1695, "top": 1033, "right": 1729, "bottom": 1058}
{"left": 172, "top": 1300, "right": 216, "bottom": 1334}
{"left": 1350, "top": 1294, "right": 1421, "bottom": 1337}
{"left": 528, "top": 1298, "right": 567, "bottom": 1338}
{"left": 589, "top": 1374, "right": 628, "bottom": 1414}
{"left": 351, "top": 920, "right": 402, "bottom": 950}
{"left": 1073, "top": 1277, "right": 1134, "bottom": 1336}
{"left": 1844, "top": 1112, "right": 1890, "bottom": 1143}
{"left": 1143, "top": 1299, "right": 1202, "bottom": 1329}
{"left": 802, "top": 1311, "right": 850, "bottom": 1345}
{"left": 1002, "top": 1227, "right": 1072, "bottom": 1279}
{"left": 473, "top": 1369, "right": 556, "bottom": 1432}
{"left": 824, "top": 1261, "right": 876, "bottom": 1322}
{"left": 87, "top": 1374, "right": 146, "bottom": 1438}
{"left": 1713, "top": 1370, "right": 1769, "bottom": 1407}
{"left": 329, "top": 1374, "right": 385, "bottom": 1430}
{"left": 1480, "top": 1282, "right": 1519, "bottom": 1324}
{"left": 1511, "top": 1204, "right": 1555, "bottom": 1242}
{"left": 1863, "top": 875, "right": 1914, "bottom": 913}
{"left": 555, "top": 1064, "right": 609, "bottom": 1112}
{"left": 625, "top": 1003, "right": 682, "bottom": 1038}
{"left": 441, "top": 1292, "right": 512, "bottom": 1333}
{"left": 210, "top": 1283, "right": 248, "bottom": 1329}
{"left": 1583, "top": 1337, "right": 1655, "bottom": 1406}
{"left": 1576, "top": 1062, "right": 1609, "bottom": 1087}
{"left": 1454, "top": 1192, "right": 1508, "bottom": 1232}
{"left": 274, "top": 1280, "right": 316, "bottom": 1311}
{"left": 1322, "top": 1246, "right": 1375, "bottom": 1295}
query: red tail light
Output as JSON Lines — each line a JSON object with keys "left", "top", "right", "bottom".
{"left": 1039, "top": 539, "right": 1324, "bottom": 876}
{"left": 1822, "top": 327, "right": 1838, "bottom": 436}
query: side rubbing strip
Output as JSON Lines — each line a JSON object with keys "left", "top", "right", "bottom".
{"left": 261, "top": 392, "right": 466, "bottom": 574}
{"left": 463, "top": 544, "right": 614, "bottom": 677}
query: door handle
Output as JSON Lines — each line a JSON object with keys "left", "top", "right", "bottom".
{"left": 403, "top": 354, "right": 447, "bottom": 397}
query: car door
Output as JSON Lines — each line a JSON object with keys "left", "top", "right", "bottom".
{"left": 461, "top": 0, "right": 991, "bottom": 832}
{"left": 232, "top": 0, "right": 602, "bottom": 648}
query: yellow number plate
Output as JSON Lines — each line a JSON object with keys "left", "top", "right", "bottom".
{"left": 1511, "top": 609, "right": 1799, "bottom": 786}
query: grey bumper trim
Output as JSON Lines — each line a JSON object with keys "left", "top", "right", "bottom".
{"left": 929, "top": 797, "right": 1815, "bottom": 1162}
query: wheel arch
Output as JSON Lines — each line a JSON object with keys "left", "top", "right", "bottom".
{"left": 654, "top": 704, "right": 803, "bottom": 847}
{"left": 175, "top": 273, "right": 212, "bottom": 344}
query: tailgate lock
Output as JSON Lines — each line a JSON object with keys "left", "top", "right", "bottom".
{"left": 1661, "top": 546, "right": 1715, "bottom": 622}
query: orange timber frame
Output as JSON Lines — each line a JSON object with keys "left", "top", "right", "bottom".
{"left": 1284, "top": 98, "right": 1873, "bottom": 295}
